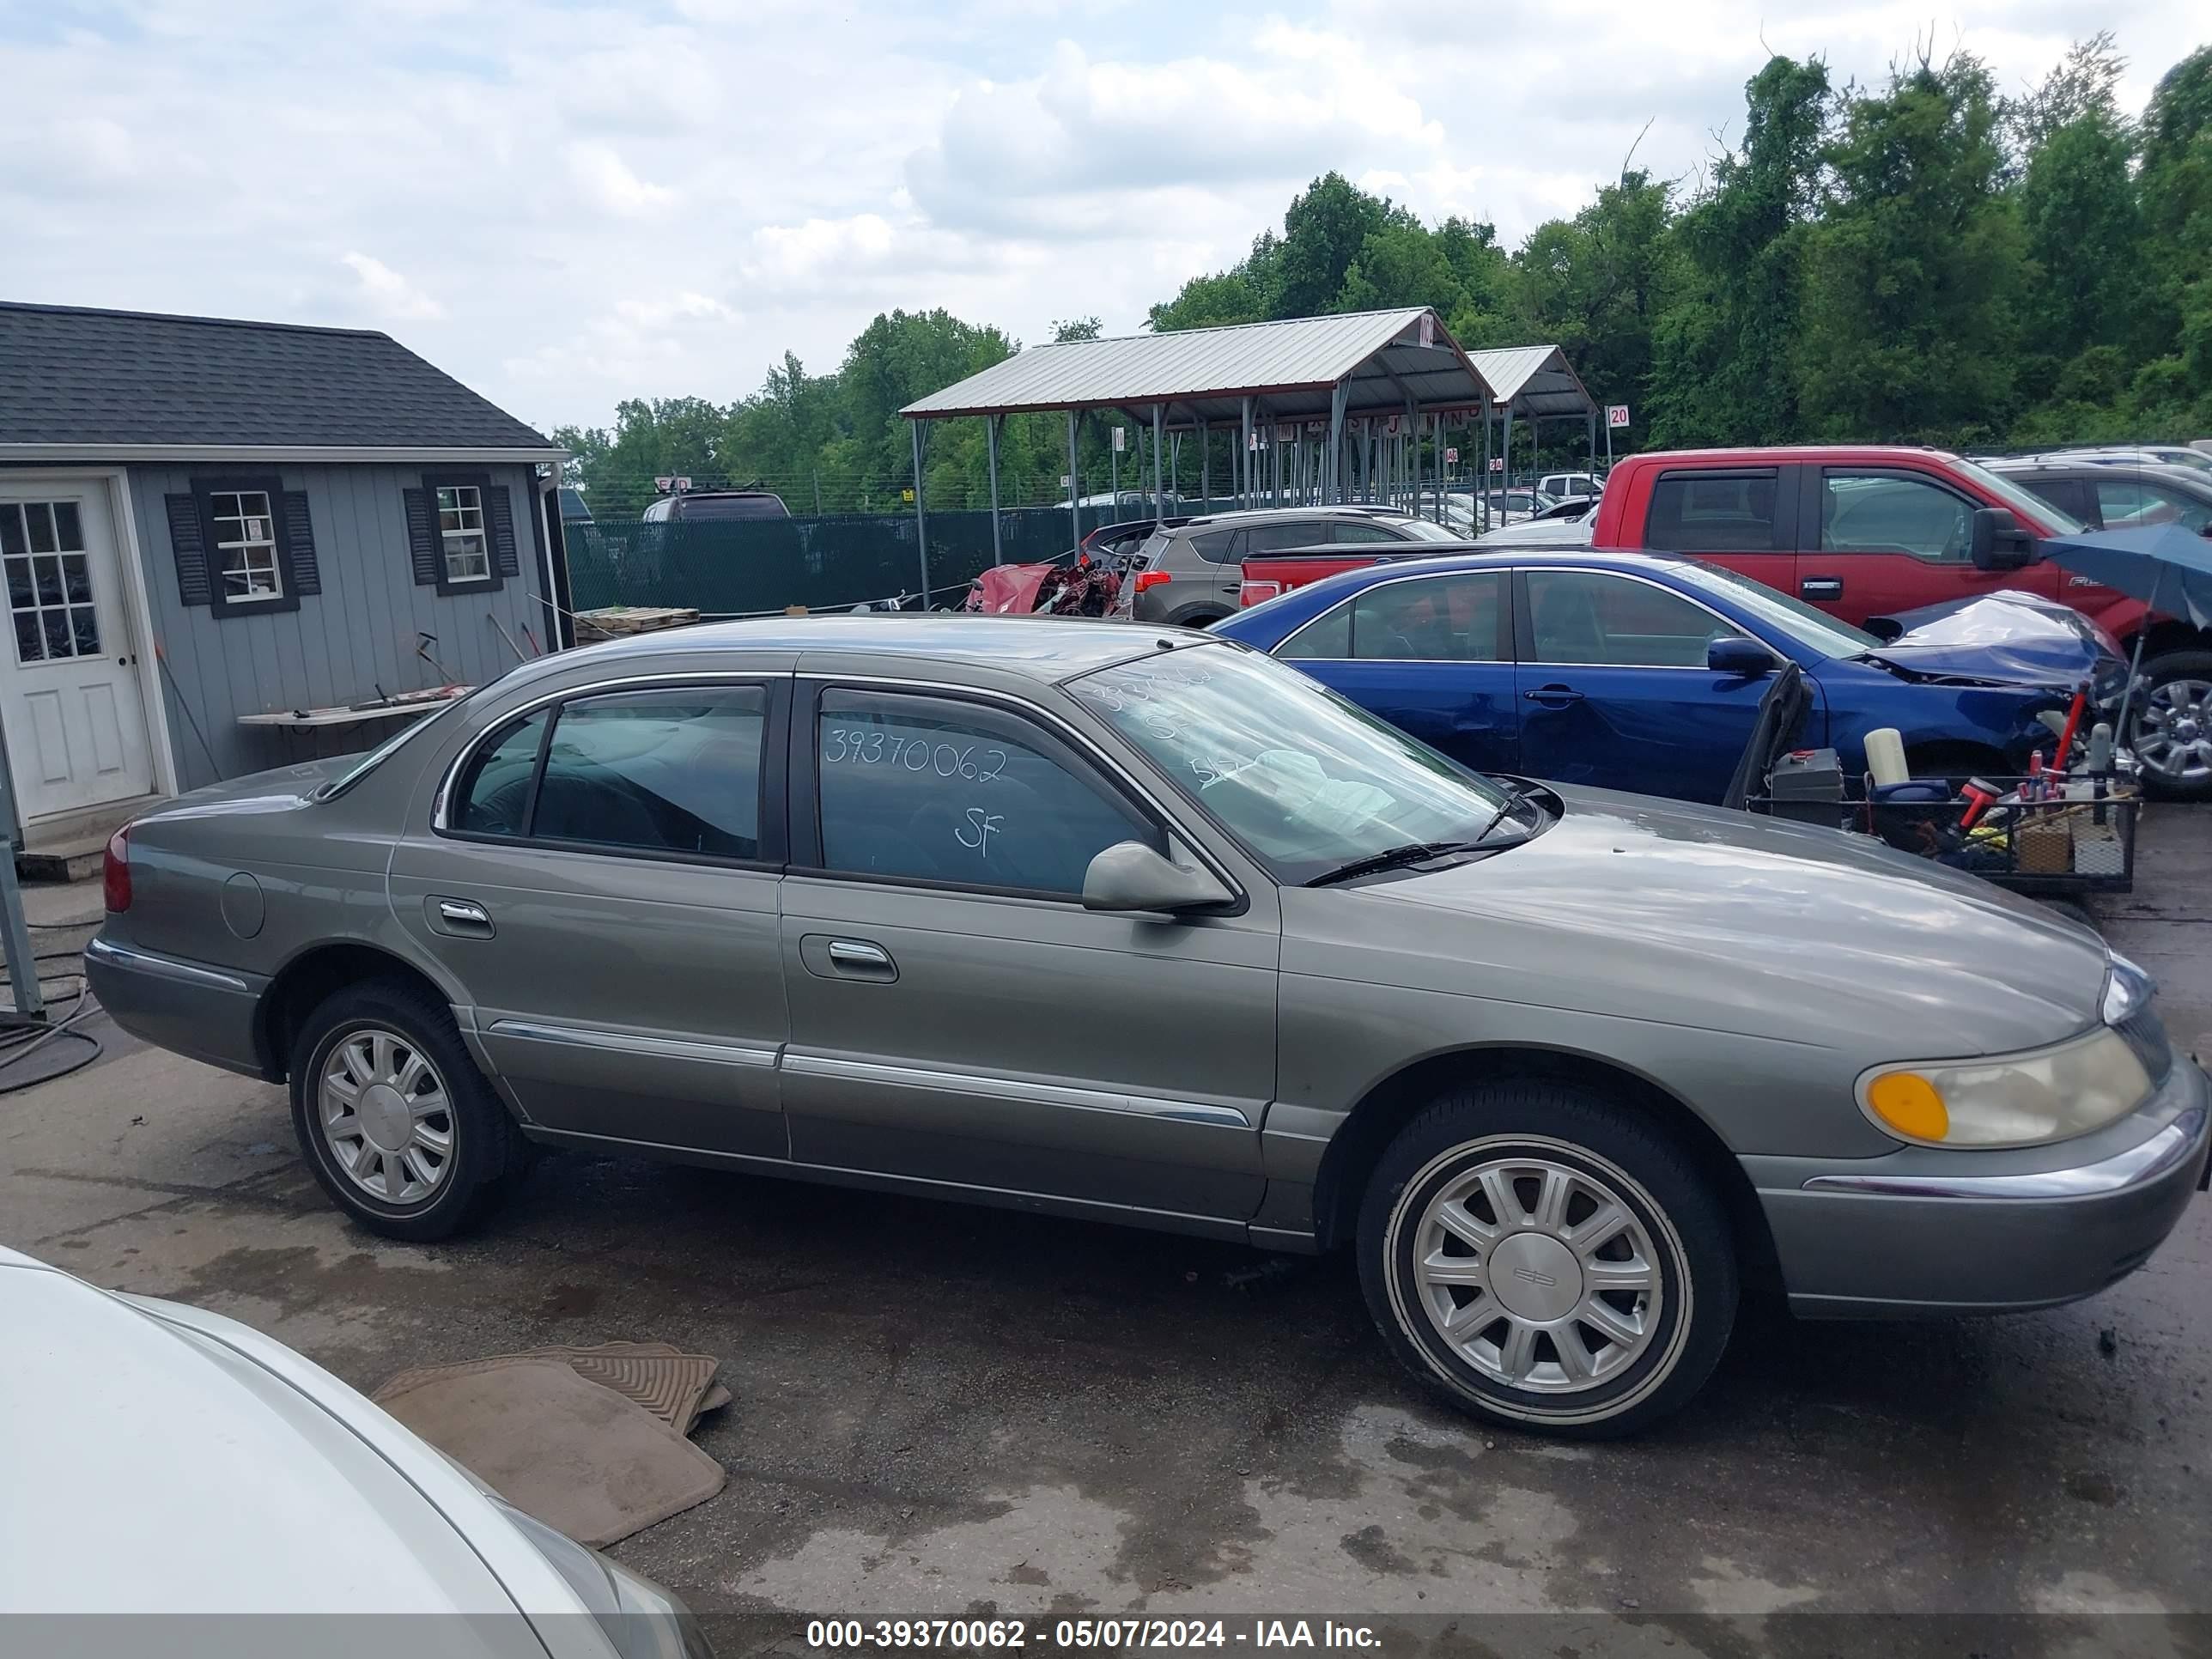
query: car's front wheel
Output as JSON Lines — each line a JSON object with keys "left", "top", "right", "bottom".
{"left": 289, "top": 978, "right": 529, "bottom": 1241}
{"left": 1358, "top": 1079, "right": 1737, "bottom": 1437}
{"left": 2131, "top": 651, "right": 2212, "bottom": 801}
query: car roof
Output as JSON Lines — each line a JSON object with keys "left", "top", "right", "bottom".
{"left": 1177, "top": 504, "right": 1418, "bottom": 528}
{"left": 1988, "top": 457, "right": 2212, "bottom": 492}
{"left": 533, "top": 613, "right": 1175, "bottom": 684}
{"left": 1258, "top": 547, "right": 1698, "bottom": 586}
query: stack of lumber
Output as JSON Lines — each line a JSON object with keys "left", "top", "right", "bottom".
{"left": 573, "top": 605, "right": 700, "bottom": 642}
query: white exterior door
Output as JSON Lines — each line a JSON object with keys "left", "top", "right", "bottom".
{"left": 0, "top": 480, "right": 155, "bottom": 822}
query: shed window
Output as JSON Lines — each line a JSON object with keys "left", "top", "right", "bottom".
{"left": 438, "top": 485, "right": 490, "bottom": 583}
{"left": 210, "top": 489, "right": 283, "bottom": 602}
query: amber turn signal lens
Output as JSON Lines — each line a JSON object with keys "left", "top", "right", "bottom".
{"left": 1866, "top": 1073, "right": 1948, "bottom": 1141}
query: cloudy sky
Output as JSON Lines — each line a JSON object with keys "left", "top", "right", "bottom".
{"left": 2, "top": 1, "right": 2202, "bottom": 435}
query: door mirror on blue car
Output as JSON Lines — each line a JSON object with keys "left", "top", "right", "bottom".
{"left": 1708, "top": 637, "right": 1778, "bottom": 677}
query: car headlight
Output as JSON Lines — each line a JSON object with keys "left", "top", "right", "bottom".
{"left": 498, "top": 1499, "right": 714, "bottom": 1659}
{"left": 1857, "top": 1026, "right": 2152, "bottom": 1147}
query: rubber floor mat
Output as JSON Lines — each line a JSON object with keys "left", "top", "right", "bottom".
{"left": 374, "top": 1358, "right": 726, "bottom": 1547}
{"left": 379, "top": 1342, "right": 729, "bottom": 1436}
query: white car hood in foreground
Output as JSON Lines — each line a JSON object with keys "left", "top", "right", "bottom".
{"left": 0, "top": 1246, "right": 580, "bottom": 1644}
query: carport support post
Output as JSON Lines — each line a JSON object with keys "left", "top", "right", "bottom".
{"left": 1152, "top": 404, "right": 1164, "bottom": 523}
{"left": 1199, "top": 419, "right": 1210, "bottom": 511}
{"left": 986, "top": 414, "right": 1004, "bottom": 566}
{"left": 909, "top": 418, "right": 930, "bottom": 602}
{"left": 1066, "top": 410, "right": 1082, "bottom": 551}
{"left": 1240, "top": 397, "right": 1254, "bottom": 509}
{"left": 1501, "top": 404, "right": 1516, "bottom": 525}
{"left": 1328, "top": 381, "right": 1348, "bottom": 505}
{"left": 1587, "top": 411, "right": 1597, "bottom": 477}
{"left": 0, "top": 752, "right": 40, "bottom": 1018}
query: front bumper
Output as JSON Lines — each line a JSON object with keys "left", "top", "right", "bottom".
{"left": 84, "top": 934, "right": 272, "bottom": 1079}
{"left": 1750, "top": 1057, "right": 2209, "bottom": 1317}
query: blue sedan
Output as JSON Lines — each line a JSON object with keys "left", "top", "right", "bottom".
{"left": 1212, "top": 550, "right": 2122, "bottom": 805}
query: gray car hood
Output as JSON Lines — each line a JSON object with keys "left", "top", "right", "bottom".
{"left": 1322, "top": 785, "right": 2106, "bottom": 1058}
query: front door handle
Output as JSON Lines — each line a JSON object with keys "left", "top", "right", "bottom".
{"left": 1801, "top": 577, "right": 1844, "bottom": 599}
{"left": 428, "top": 896, "right": 495, "bottom": 939}
{"left": 827, "top": 939, "right": 895, "bottom": 975}
{"left": 1523, "top": 685, "right": 1584, "bottom": 705}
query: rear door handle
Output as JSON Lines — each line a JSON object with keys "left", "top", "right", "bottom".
{"left": 1523, "top": 685, "right": 1584, "bottom": 705}
{"left": 428, "top": 896, "right": 494, "bottom": 939}
{"left": 1801, "top": 577, "right": 1844, "bottom": 599}
{"left": 827, "top": 939, "right": 896, "bottom": 976}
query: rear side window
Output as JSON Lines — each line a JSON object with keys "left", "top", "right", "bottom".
{"left": 1280, "top": 572, "right": 1506, "bottom": 662}
{"left": 1246, "top": 521, "right": 1327, "bottom": 554}
{"left": 2094, "top": 477, "right": 2212, "bottom": 533}
{"left": 452, "top": 687, "right": 768, "bottom": 859}
{"left": 1190, "top": 529, "right": 1242, "bottom": 563}
{"left": 536, "top": 688, "right": 766, "bottom": 856}
{"left": 1646, "top": 471, "right": 1782, "bottom": 552}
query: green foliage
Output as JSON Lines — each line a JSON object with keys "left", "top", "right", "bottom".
{"left": 563, "top": 33, "right": 2212, "bottom": 522}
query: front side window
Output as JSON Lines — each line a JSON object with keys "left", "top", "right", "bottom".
{"left": 1070, "top": 645, "right": 1511, "bottom": 884}
{"left": 814, "top": 690, "right": 1152, "bottom": 896}
{"left": 1526, "top": 570, "right": 1746, "bottom": 667}
{"left": 1821, "top": 472, "right": 1974, "bottom": 562}
{"left": 210, "top": 489, "right": 283, "bottom": 602}
{"left": 437, "top": 485, "right": 490, "bottom": 583}
{"left": 449, "top": 688, "right": 766, "bottom": 859}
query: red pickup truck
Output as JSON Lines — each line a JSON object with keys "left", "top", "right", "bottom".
{"left": 1238, "top": 445, "right": 2212, "bottom": 794}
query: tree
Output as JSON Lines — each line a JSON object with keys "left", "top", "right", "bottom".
{"left": 1795, "top": 50, "right": 2026, "bottom": 442}
{"left": 1051, "top": 316, "right": 1103, "bottom": 343}
{"left": 1649, "top": 54, "right": 1832, "bottom": 446}
{"left": 1273, "top": 173, "right": 1393, "bottom": 316}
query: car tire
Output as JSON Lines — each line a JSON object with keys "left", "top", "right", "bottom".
{"left": 2131, "top": 651, "right": 2212, "bottom": 802}
{"left": 1167, "top": 607, "right": 1231, "bottom": 629}
{"left": 289, "top": 978, "right": 530, "bottom": 1241}
{"left": 1357, "top": 1079, "right": 1737, "bottom": 1438}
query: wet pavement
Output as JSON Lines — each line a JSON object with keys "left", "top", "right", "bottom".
{"left": 3, "top": 808, "right": 2207, "bottom": 1644}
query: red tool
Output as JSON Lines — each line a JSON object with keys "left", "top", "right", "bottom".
{"left": 1960, "top": 777, "right": 2003, "bottom": 830}
{"left": 2051, "top": 678, "right": 2090, "bottom": 773}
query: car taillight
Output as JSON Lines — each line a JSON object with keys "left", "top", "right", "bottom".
{"left": 102, "top": 826, "right": 131, "bottom": 913}
{"left": 1133, "top": 570, "right": 1172, "bottom": 594}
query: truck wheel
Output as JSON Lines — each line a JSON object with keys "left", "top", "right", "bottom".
{"left": 2131, "top": 652, "right": 2212, "bottom": 802}
{"left": 1358, "top": 1079, "right": 1737, "bottom": 1438}
{"left": 289, "top": 979, "right": 530, "bottom": 1242}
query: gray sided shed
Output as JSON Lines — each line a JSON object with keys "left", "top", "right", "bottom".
{"left": 0, "top": 301, "right": 571, "bottom": 859}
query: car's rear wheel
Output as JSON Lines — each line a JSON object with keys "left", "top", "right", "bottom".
{"left": 1358, "top": 1079, "right": 1737, "bottom": 1437}
{"left": 2130, "top": 652, "right": 2212, "bottom": 801}
{"left": 289, "top": 979, "right": 528, "bottom": 1241}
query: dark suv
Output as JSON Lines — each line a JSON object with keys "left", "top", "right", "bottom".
{"left": 1986, "top": 457, "right": 2212, "bottom": 537}
{"left": 1113, "top": 507, "right": 1462, "bottom": 626}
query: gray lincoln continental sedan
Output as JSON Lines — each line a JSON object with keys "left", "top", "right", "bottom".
{"left": 88, "top": 617, "right": 2209, "bottom": 1436}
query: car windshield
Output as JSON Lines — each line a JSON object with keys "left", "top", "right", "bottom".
{"left": 1663, "top": 562, "right": 1882, "bottom": 658}
{"left": 1955, "top": 458, "right": 2084, "bottom": 534}
{"left": 1066, "top": 644, "right": 1516, "bottom": 883}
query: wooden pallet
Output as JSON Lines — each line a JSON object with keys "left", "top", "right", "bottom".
{"left": 574, "top": 605, "right": 701, "bottom": 641}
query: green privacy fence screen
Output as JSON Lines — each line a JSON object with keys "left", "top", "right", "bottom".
{"left": 563, "top": 506, "right": 1139, "bottom": 617}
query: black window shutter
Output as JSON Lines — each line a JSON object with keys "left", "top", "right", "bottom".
{"left": 166, "top": 494, "right": 211, "bottom": 606}
{"left": 403, "top": 488, "right": 441, "bottom": 586}
{"left": 486, "top": 483, "right": 521, "bottom": 578}
{"left": 281, "top": 492, "right": 321, "bottom": 596}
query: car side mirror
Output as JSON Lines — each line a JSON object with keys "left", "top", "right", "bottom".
{"left": 1082, "top": 841, "right": 1232, "bottom": 915}
{"left": 1707, "top": 636, "right": 1777, "bottom": 677}
{"left": 1969, "top": 507, "right": 2037, "bottom": 571}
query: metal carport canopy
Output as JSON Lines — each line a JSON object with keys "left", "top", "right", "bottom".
{"left": 1468, "top": 344, "right": 1595, "bottom": 421}
{"left": 898, "top": 307, "right": 1498, "bottom": 428}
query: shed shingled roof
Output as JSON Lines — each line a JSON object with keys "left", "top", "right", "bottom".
{"left": 0, "top": 301, "right": 553, "bottom": 452}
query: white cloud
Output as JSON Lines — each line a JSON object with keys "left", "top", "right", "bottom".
{"left": 564, "top": 142, "right": 675, "bottom": 219}
{"left": 1, "top": 0, "right": 2203, "bottom": 434}
{"left": 340, "top": 252, "right": 446, "bottom": 322}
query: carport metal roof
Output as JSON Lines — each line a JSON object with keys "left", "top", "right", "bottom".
{"left": 899, "top": 307, "right": 1498, "bottom": 428}
{"left": 1468, "top": 344, "right": 1596, "bottom": 421}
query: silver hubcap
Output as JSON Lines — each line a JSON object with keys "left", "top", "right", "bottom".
{"left": 320, "top": 1028, "right": 454, "bottom": 1205}
{"left": 2135, "top": 678, "right": 2212, "bottom": 784}
{"left": 1413, "top": 1155, "right": 1662, "bottom": 1395}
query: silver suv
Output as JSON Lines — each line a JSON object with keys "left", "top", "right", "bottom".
{"left": 1112, "top": 507, "right": 1463, "bottom": 626}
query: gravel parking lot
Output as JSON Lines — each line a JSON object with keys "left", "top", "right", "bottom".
{"left": 4, "top": 810, "right": 2207, "bottom": 1643}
